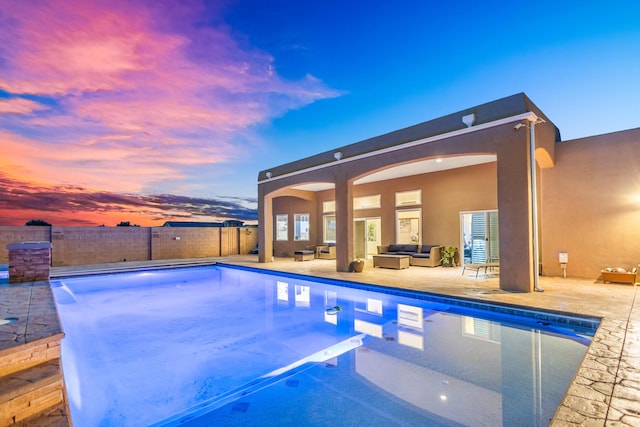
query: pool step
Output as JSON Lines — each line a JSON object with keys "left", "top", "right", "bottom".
{"left": 0, "top": 359, "right": 66, "bottom": 426}
{"left": 0, "top": 332, "right": 70, "bottom": 427}
{"left": 13, "top": 402, "right": 69, "bottom": 427}
{"left": 0, "top": 336, "right": 64, "bottom": 378}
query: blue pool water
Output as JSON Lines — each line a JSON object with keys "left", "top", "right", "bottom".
{"left": 51, "top": 265, "right": 596, "bottom": 426}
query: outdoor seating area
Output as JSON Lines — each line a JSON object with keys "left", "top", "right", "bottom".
{"left": 377, "top": 244, "right": 442, "bottom": 267}
{"left": 294, "top": 243, "right": 337, "bottom": 261}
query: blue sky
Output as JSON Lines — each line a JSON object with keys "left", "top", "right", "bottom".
{"left": 0, "top": 0, "right": 638, "bottom": 225}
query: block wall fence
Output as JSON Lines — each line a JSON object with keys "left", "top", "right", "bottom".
{"left": 0, "top": 226, "right": 258, "bottom": 266}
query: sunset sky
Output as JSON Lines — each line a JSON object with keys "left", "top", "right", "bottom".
{"left": 1, "top": 0, "right": 639, "bottom": 226}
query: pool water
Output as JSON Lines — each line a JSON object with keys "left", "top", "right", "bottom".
{"left": 51, "top": 265, "right": 596, "bottom": 426}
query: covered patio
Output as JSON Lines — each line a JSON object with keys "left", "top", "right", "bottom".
{"left": 257, "top": 93, "right": 558, "bottom": 293}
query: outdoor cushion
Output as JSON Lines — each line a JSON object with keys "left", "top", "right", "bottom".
{"left": 294, "top": 250, "right": 314, "bottom": 255}
{"left": 412, "top": 253, "right": 431, "bottom": 258}
{"left": 420, "top": 245, "right": 438, "bottom": 253}
{"left": 381, "top": 251, "right": 415, "bottom": 256}
{"left": 387, "top": 244, "right": 403, "bottom": 252}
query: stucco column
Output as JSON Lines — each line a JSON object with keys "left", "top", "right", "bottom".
{"left": 496, "top": 140, "right": 535, "bottom": 292}
{"left": 258, "top": 187, "right": 273, "bottom": 263}
{"left": 334, "top": 172, "right": 354, "bottom": 272}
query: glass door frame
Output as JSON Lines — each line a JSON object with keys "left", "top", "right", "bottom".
{"left": 460, "top": 210, "right": 499, "bottom": 265}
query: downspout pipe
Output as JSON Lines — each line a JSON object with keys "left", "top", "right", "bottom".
{"left": 529, "top": 117, "right": 545, "bottom": 292}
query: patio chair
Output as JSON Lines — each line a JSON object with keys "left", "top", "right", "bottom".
{"left": 462, "top": 259, "right": 500, "bottom": 278}
{"left": 316, "top": 243, "right": 336, "bottom": 260}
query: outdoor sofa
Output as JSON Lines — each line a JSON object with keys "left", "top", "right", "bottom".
{"left": 377, "top": 244, "right": 442, "bottom": 267}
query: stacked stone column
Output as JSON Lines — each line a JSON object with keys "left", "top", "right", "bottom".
{"left": 7, "top": 242, "right": 52, "bottom": 283}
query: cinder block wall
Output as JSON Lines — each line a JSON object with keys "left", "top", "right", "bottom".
{"left": 51, "top": 226, "right": 151, "bottom": 266}
{"left": 151, "top": 227, "right": 220, "bottom": 260}
{"left": 0, "top": 226, "right": 258, "bottom": 266}
{"left": 0, "top": 226, "right": 51, "bottom": 264}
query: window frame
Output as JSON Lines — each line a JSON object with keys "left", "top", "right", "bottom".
{"left": 275, "top": 214, "right": 288, "bottom": 241}
{"left": 294, "top": 213, "right": 310, "bottom": 241}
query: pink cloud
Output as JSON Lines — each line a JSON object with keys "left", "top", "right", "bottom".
{"left": 0, "top": 131, "right": 189, "bottom": 193}
{"left": 0, "top": 98, "right": 48, "bottom": 114}
{"left": 0, "top": 0, "right": 341, "bottom": 205}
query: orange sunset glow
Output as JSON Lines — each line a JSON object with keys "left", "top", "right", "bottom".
{"left": 0, "top": 0, "right": 338, "bottom": 226}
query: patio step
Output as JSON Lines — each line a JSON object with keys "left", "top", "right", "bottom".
{"left": 0, "top": 336, "right": 63, "bottom": 378}
{"left": 0, "top": 335, "right": 70, "bottom": 426}
{"left": 0, "top": 359, "right": 66, "bottom": 426}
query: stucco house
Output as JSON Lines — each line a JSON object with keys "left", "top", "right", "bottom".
{"left": 257, "top": 93, "right": 640, "bottom": 292}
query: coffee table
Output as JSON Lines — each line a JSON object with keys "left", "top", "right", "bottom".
{"left": 373, "top": 254, "right": 410, "bottom": 269}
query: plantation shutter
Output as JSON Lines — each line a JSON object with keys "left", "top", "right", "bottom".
{"left": 488, "top": 211, "right": 499, "bottom": 261}
{"left": 471, "top": 213, "right": 486, "bottom": 263}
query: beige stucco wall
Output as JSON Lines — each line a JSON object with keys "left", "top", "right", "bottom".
{"left": 0, "top": 226, "right": 258, "bottom": 266}
{"left": 272, "top": 196, "right": 317, "bottom": 257}
{"left": 356, "top": 163, "right": 498, "bottom": 249}
{"left": 541, "top": 128, "right": 640, "bottom": 279}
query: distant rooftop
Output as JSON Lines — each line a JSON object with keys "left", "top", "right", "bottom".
{"left": 162, "top": 220, "right": 247, "bottom": 227}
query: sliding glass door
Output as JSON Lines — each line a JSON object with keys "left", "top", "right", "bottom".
{"left": 461, "top": 211, "right": 499, "bottom": 265}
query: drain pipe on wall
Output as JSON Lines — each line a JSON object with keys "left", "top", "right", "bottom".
{"left": 529, "top": 117, "right": 545, "bottom": 292}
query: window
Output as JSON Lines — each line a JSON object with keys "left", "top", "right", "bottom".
{"left": 396, "top": 209, "right": 421, "bottom": 244}
{"left": 323, "top": 200, "right": 335, "bottom": 213}
{"left": 354, "top": 194, "right": 381, "bottom": 210}
{"left": 294, "top": 213, "right": 310, "bottom": 241}
{"left": 323, "top": 215, "right": 336, "bottom": 243}
{"left": 275, "top": 214, "right": 288, "bottom": 241}
{"left": 395, "top": 190, "right": 421, "bottom": 206}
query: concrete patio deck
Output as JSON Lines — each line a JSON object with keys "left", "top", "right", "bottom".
{"left": 3, "top": 256, "right": 639, "bottom": 425}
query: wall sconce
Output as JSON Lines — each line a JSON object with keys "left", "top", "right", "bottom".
{"left": 462, "top": 113, "right": 476, "bottom": 127}
{"left": 266, "top": 171, "right": 272, "bottom": 178}
{"left": 174, "top": 237, "right": 181, "bottom": 240}
{"left": 334, "top": 151, "right": 343, "bottom": 161}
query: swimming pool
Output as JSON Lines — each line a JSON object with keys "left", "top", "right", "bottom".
{"left": 51, "top": 264, "right": 597, "bottom": 426}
